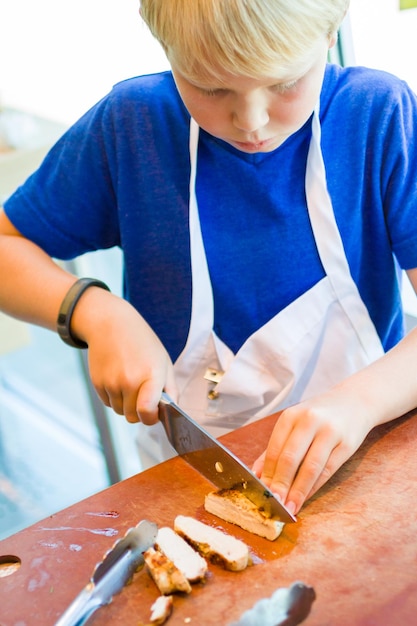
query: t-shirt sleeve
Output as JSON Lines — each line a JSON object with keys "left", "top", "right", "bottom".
{"left": 381, "top": 79, "right": 417, "bottom": 270}
{"left": 4, "top": 94, "right": 121, "bottom": 260}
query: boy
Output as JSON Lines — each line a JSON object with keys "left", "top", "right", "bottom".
{"left": 1, "top": 0, "right": 417, "bottom": 516}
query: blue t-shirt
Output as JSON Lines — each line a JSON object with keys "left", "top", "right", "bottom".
{"left": 5, "top": 64, "right": 417, "bottom": 360}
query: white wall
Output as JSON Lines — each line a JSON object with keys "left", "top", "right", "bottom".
{"left": 349, "top": 0, "right": 417, "bottom": 92}
{"left": 0, "top": 0, "right": 169, "bottom": 124}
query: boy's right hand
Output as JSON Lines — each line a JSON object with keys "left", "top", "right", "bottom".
{"left": 71, "top": 287, "right": 177, "bottom": 424}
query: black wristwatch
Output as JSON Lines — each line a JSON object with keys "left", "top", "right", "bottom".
{"left": 56, "top": 277, "right": 110, "bottom": 348}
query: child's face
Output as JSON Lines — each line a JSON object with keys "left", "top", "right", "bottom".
{"left": 171, "top": 37, "right": 330, "bottom": 153}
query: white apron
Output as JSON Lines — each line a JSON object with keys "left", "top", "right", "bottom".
{"left": 136, "top": 105, "right": 384, "bottom": 469}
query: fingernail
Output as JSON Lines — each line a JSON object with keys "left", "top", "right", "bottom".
{"left": 285, "top": 501, "right": 297, "bottom": 515}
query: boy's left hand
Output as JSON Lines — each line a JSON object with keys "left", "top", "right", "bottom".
{"left": 252, "top": 390, "right": 375, "bottom": 515}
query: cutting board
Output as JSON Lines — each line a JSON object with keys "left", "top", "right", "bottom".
{"left": 0, "top": 410, "right": 417, "bottom": 625}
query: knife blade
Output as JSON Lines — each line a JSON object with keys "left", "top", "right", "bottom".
{"left": 159, "top": 393, "right": 296, "bottom": 523}
{"left": 54, "top": 519, "right": 158, "bottom": 626}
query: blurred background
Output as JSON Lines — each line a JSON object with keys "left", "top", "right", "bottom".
{"left": 0, "top": 0, "right": 416, "bottom": 540}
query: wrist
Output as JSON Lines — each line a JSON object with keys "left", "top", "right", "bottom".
{"left": 57, "top": 277, "right": 110, "bottom": 348}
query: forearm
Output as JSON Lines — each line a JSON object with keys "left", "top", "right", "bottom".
{"left": 331, "top": 326, "right": 417, "bottom": 428}
{"left": 0, "top": 231, "right": 77, "bottom": 330}
{"left": 0, "top": 211, "right": 160, "bottom": 352}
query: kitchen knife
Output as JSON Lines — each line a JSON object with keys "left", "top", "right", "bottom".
{"left": 54, "top": 519, "right": 158, "bottom": 626}
{"left": 159, "top": 392, "right": 296, "bottom": 523}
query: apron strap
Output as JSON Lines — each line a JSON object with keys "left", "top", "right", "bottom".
{"left": 305, "top": 105, "right": 384, "bottom": 361}
{"left": 174, "top": 119, "right": 216, "bottom": 391}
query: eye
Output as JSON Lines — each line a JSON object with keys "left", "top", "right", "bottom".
{"left": 270, "top": 79, "right": 298, "bottom": 94}
{"left": 199, "top": 87, "right": 228, "bottom": 97}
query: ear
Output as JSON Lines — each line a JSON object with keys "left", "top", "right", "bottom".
{"left": 328, "top": 31, "right": 338, "bottom": 49}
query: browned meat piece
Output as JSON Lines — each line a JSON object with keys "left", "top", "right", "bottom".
{"left": 144, "top": 547, "right": 192, "bottom": 595}
{"left": 174, "top": 515, "right": 249, "bottom": 572}
{"left": 149, "top": 595, "right": 174, "bottom": 625}
{"left": 205, "top": 489, "right": 285, "bottom": 541}
{"left": 155, "top": 526, "right": 208, "bottom": 582}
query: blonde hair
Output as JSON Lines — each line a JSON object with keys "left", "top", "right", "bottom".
{"left": 140, "top": 0, "right": 350, "bottom": 83}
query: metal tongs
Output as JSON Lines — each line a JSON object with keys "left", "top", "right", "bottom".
{"left": 229, "top": 582, "right": 316, "bottom": 626}
{"left": 54, "top": 519, "right": 157, "bottom": 626}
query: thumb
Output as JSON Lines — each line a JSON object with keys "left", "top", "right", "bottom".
{"left": 163, "top": 364, "right": 179, "bottom": 403}
{"left": 251, "top": 450, "right": 266, "bottom": 478}
{"left": 136, "top": 379, "right": 163, "bottom": 425}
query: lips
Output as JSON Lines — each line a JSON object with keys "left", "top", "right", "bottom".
{"left": 232, "top": 137, "right": 277, "bottom": 152}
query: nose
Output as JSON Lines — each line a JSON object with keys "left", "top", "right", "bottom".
{"left": 232, "top": 93, "right": 269, "bottom": 133}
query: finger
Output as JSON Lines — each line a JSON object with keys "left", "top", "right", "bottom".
{"left": 262, "top": 420, "right": 317, "bottom": 501}
{"left": 260, "top": 420, "right": 294, "bottom": 485}
{"left": 304, "top": 442, "right": 350, "bottom": 501}
{"left": 98, "top": 385, "right": 124, "bottom": 416}
{"left": 95, "top": 385, "right": 112, "bottom": 408}
{"left": 107, "top": 389, "right": 141, "bottom": 423}
{"left": 136, "top": 378, "right": 162, "bottom": 424}
{"left": 283, "top": 436, "right": 339, "bottom": 514}
{"left": 125, "top": 411, "right": 140, "bottom": 424}
{"left": 121, "top": 389, "right": 141, "bottom": 423}
{"left": 251, "top": 450, "right": 266, "bottom": 477}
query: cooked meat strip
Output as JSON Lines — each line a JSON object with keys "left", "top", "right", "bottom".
{"left": 156, "top": 526, "right": 208, "bottom": 582}
{"left": 205, "top": 489, "right": 285, "bottom": 541}
{"left": 174, "top": 515, "right": 249, "bottom": 572}
{"left": 149, "top": 595, "right": 173, "bottom": 625}
{"left": 144, "top": 547, "right": 192, "bottom": 595}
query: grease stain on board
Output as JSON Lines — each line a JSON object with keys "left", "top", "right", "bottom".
{"left": 37, "top": 527, "right": 118, "bottom": 537}
{"left": 28, "top": 556, "right": 50, "bottom": 592}
{"left": 85, "top": 511, "right": 120, "bottom": 518}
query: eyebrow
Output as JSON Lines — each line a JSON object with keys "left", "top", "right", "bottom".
{"left": 188, "top": 73, "right": 304, "bottom": 94}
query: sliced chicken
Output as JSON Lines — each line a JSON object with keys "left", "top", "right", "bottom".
{"left": 149, "top": 594, "right": 173, "bottom": 625}
{"left": 174, "top": 515, "right": 249, "bottom": 572}
{"left": 156, "top": 526, "right": 208, "bottom": 582}
{"left": 144, "top": 547, "right": 192, "bottom": 595}
{"left": 205, "top": 489, "right": 285, "bottom": 541}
